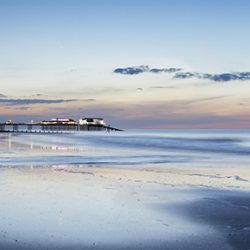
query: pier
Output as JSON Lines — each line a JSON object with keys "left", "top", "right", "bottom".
{"left": 0, "top": 123, "right": 123, "bottom": 133}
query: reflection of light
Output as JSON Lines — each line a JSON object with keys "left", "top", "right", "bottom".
{"left": 52, "top": 165, "right": 68, "bottom": 170}
{"left": 8, "top": 133, "right": 12, "bottom": 149}
{"left": 40, "top": 145, "right": 81, "bottom": 152}
{"left": 51, "top": 146, "right": 68, "bottom": 151}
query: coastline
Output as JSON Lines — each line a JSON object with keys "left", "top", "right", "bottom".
{"left": 1, "top": 130, "right": 250, "bottom": 249}
{"left": 50, "top": 164, "right": 250, "bottom": 190}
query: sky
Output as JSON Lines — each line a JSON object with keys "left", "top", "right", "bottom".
{"left": 1, "top": 0, "right": 250, "bottom": 128}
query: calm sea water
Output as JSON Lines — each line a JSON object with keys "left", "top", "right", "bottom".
{"left": 1, "top": 129, "right": 250, "bottom": 168}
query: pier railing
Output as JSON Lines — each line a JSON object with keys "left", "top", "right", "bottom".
{"left": 0, "top": 123, "right": 123, "bottom": 133}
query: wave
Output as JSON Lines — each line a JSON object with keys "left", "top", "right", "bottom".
{"left": 69, "top": 133, "right": 250, "bottom": 155}
{"left": 1, "top": 130, "right": 250, "bottom": 167}
{"left": 0, "top": 154, "right": 204, "bottom": 167}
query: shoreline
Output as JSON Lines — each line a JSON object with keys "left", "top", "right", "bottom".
{"left": 45, "top": 164, "right": 250, "bottom": 190}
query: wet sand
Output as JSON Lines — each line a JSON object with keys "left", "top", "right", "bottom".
{"left": 1, "top": 131, "right": 250, "bottom": 249}
{"left": 1, "top": 165, "right": 250, "bottom": 250}
{"left": 173, "top": 189, "right": 250, "bottom": 250}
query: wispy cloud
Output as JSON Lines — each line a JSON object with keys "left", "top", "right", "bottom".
{"left": 113, "top": 65, "right": 182, "bottom": 75}
{"left": 174, "top": 72, "right": 250, "bottom": 82}
{"left": 114, "top": 65, "right": 250, "bottom": 82}
{"left": 0, "top": 98, "right": 77, "bottom": 106}
{"left": 15, "top": 106, "right": 31, "bottom": 110}
{"left": 0, "top": 96, "right": 247, "bottom": 129}
{"left": 149, "top": 67, "right": 182, "bottom": 73}
{"left": 150, "top": 86, "right": 176, "bottom": 89}
{"left": 82, "top": 98, "right": 96, "bottom": 102}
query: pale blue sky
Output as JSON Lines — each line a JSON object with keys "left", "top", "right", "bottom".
{"left": 1, "top": 0, "right": 250, "bottom": 73}
{"left": 1, "top": 0, "right": 250, "bottom": 128}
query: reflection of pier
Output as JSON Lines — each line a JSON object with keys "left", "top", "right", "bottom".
{"left": 0, "top": 123, "right": 123, "bottom": 133}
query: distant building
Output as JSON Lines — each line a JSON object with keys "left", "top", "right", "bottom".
{"left": 41, "top": 118, "right": 77, "bottom": 125}
{"left": 79, "top": 118, "right": 105, "bottom": 126}
{"left": 5, "top": 120, "right": 13, "bottom": 124}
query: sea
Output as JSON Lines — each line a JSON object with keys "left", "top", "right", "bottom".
{"left": 1, "top": 129, "right": 250, "bottom": 168}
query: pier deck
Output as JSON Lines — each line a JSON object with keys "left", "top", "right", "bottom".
{"left": 0, "top": 123, "right": 123, "bottom": 133}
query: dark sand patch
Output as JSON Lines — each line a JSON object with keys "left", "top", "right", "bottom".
{"left": 0, "top": 237, "right": 232, "bottom": 250}
{"left": 164, "top": 189, "right": 250, "bottom": 250}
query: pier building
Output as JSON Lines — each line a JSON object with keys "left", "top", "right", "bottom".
{"left": 0, "top": 117, "right": 122, "bottom": 133}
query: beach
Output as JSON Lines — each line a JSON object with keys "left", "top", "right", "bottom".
{"left": 1, "top": 130, "right": 250, "bottom": 249}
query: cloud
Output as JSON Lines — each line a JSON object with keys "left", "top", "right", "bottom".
{"left": 114, "top": 65, "right": 250, "bottom": 82}
{"left": 15, "top": 106, "right": 31, "bottom": 110}
{"left": 31, "top": 93, "right": 43, "bottom": 97}
{"left": 0, "top": 98, "right": 77, "bottom": 106}
{"left": 113, "top": 65, "right": 149, "bottom": 75}
{"left": 48, "top": 107, "right": 66, "bottom": 111}
{"left": 149, "top": 68, "right": 182, "bottom": 73}
{"left": 62, "top": 99, "right": 242, "bottom": 129}
{"left": 113, "top": 65, "right": 182, "bottom": 75}
{"left": 0, "top": 96, "right": 246, "bottom": 129}
{"left": 82, "top": 98, "right": 96, "bottom": 102}
{"left": 150, "top": 86, "right": 176, "bottom": 89}
{"left": 174, "top": 72, "right": 250, "bottom": 82}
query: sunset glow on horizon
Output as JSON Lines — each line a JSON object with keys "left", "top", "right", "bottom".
{"left": 1, "top": 0, "right": 250, "bottom": 129}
